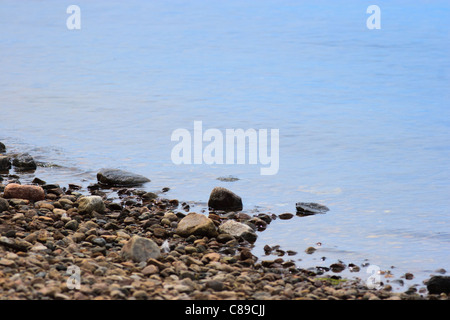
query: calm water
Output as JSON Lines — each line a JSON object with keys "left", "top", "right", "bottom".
{"left": 1, "top": 1, "right": 449, "bottom": 291}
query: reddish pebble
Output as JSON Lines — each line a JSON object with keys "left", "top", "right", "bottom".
{"left": 3, "top": 183, "right": 45, "bottom": 201}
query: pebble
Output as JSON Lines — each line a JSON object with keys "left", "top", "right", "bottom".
{"left": 278, "top": 213, "right": 294, "bottom": 220}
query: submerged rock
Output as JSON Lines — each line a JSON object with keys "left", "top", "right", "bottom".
{"left": 120, "top": 235, "right": 161, "bottom": 263}
{"left": 3, "top": 183, "right": 45, "bottom": 201}
{"left": 296, "top": 202, "right": 329, "bottom": 216}
{"left": 176, "top": 212, "right": 218, "bottom": 238}
{"left": 216, "top": 176, "right": 239, "bottom": 182}
{"left": 218, "top": 220, "right": 257, "bottom": 243}
{"left": 12, "top": 153, "right": 37, "bottom": 170}
{"left": 208, "top": 187, "right": 243, "bottom": 212}
{"left": 97, "top": 168, "right": 150, "bottom": 187}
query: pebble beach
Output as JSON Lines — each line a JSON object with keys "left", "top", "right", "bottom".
{"left": 1, "top": 144, "right": 449, "bottom": 301}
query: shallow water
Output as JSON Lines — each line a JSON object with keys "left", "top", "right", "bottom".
{"left": 1, "top": 0, "right": 449, "bottom": 292}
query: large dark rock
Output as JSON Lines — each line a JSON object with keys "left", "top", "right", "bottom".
{"left": 427, "top": 276, "right": 450, "bottom": 294}
{"left": 296, "top": 202, "right": 329, "bottom": 216}
{"left": 0, "top": 156, "right": 11, "bottom": 170}
{"left": 12, "top": 153, "right": 36, "bottom": 170}
{"left": 0, "top": 142, "right": 5, "bottom": 153}
{"left": 97, "top": 168, "right": 150, "bottom": 187}
{"left": 208, "top": 187, "right": 243, "bottom": 212}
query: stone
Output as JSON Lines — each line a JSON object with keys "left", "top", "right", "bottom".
{"left": 176, "top": 212, "right": 218, "bottom": 238}
{"left": 12, "top": 153, "right": 37, "bottom": 170}
{"left": 296, "top": 202, "right": 329, "bottom": 216}
{"left": 0, "top": 197, "right": 9, "bottom": 212}
{"left": 218, "top": 220, "right": 257, "bottom": 243}
{"left": 305, "top": 247, "right": 316, "bottom": 254}
{"left": 0, "top": 236, "right": 32, "bottom": 251}
{"left": 0, "top": 142, "right": 5, "bottom": 153}
{"left": 205, "top": 280, "right": 225, "bottom": 291}
{"left": 0, "top": 156, "right": 11, "bottom": 170}
{"left": 427, "top": 276, "right": 450, "bottom": 294}
{"left": 142, "top": 192, "right": 158, "bottom": 201}
{"left": 208, "top": 187, "right": 243, "bottom": 211}
{"left": 142, "top": 264, "right": 159, "bottom": 275}
{"left": 65, "top": 220, "right": 79, "bottom": 231}
{"left": 279, "top": 213, "right": 294, "bottom": 220}
{"left": 77, "top": 196, "right": 105, "bottom": 214}
{"left": 120, "top": 235, "right": 161, "bottom": 263}
{"left": 3, "top": 183, "right": 45, "bottom": 201}
{"left": 97, "top": 168, "right": 150, "bottom": 187}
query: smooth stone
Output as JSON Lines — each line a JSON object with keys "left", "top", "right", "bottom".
{"left": 97, "top": 168, "right": 150, "bottom": 187}
{"left": 218, "top": 220, "right": 257, "bottom": 243}
{"left": 176, "top": 212, "right": 218, "bottom": 238}
{"left": 208, "top": 187, "right": 243, "bottom": 212}
{"left": 279, "top": 212, "right": 294, "bottom": 220}
{"left": 3, "top": 183, "right": 45, "bottom": 201}
{"left": 77, "top": 196, "right": 105, "bottom": 214}
{"left": 65, "top": 220, "right": 79, "bottom": 231}
{"left": 120, "top": 235, "right": 161, "bottom": 263}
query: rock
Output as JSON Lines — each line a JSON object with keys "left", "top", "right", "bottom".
{"left": 12, "top": 153, "right": 37, "bottom": 170}
{"left": 205, "top": 280, "right": 225, "bottom": 291}
{"left": 330, "top": 263, "right": 346, "bottom": 273}
{"left": 296, "top": 202, "right": 329, "bottom": 216}
{"left": 77, "top": 196, "right": 105, "bottom": 214}
{"left": 0, "top": 236, "right": 32, "bottom": 251}
{"left": 0, "top": 142, "right": 5, "bottom": 153}
{"left": 427, "top": 276, "right": 450, "bottom": 294}
{"left": 279, "top": 213, "right": 294, "bottom": 220}
{"left": 32, "top": 177, "right": 46, "bottom": 185}
{"left": 120, "top": 235, "right": 161, "bottom": 263}
{"left": 404, "top": 272, "right": 414, "bottom": 280}
{"left": 305, "top": 247, "right": 316, "bottom": 254}
{"left": 0, "top": 156, "right": 11, "bottom": 170}
{"left": 97, "top": 168, "right": 150, "bottom": 187}
{"left": 218, "top": 220, "right": 257, "bottom": 243}
{"left": 3, "top": 183, "right": 45, "bottom": 201}
{"left": 142, "top": 192, "right": 158, "bottom": 201}
{"left": 208, "top": 187, "right": 243, "bottom": 211}
{"left": 65, "top": 220, "right": 79, "bottom": 231}
{"left": 176, "top": 212, "right": 218, "bottom": 238}
{"left": 0, "top": 198, "right": 9, "bottom": 212}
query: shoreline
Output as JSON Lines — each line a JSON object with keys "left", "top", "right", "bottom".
{"left": 0, "top": 145, "right": 449, "bottom": 300}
